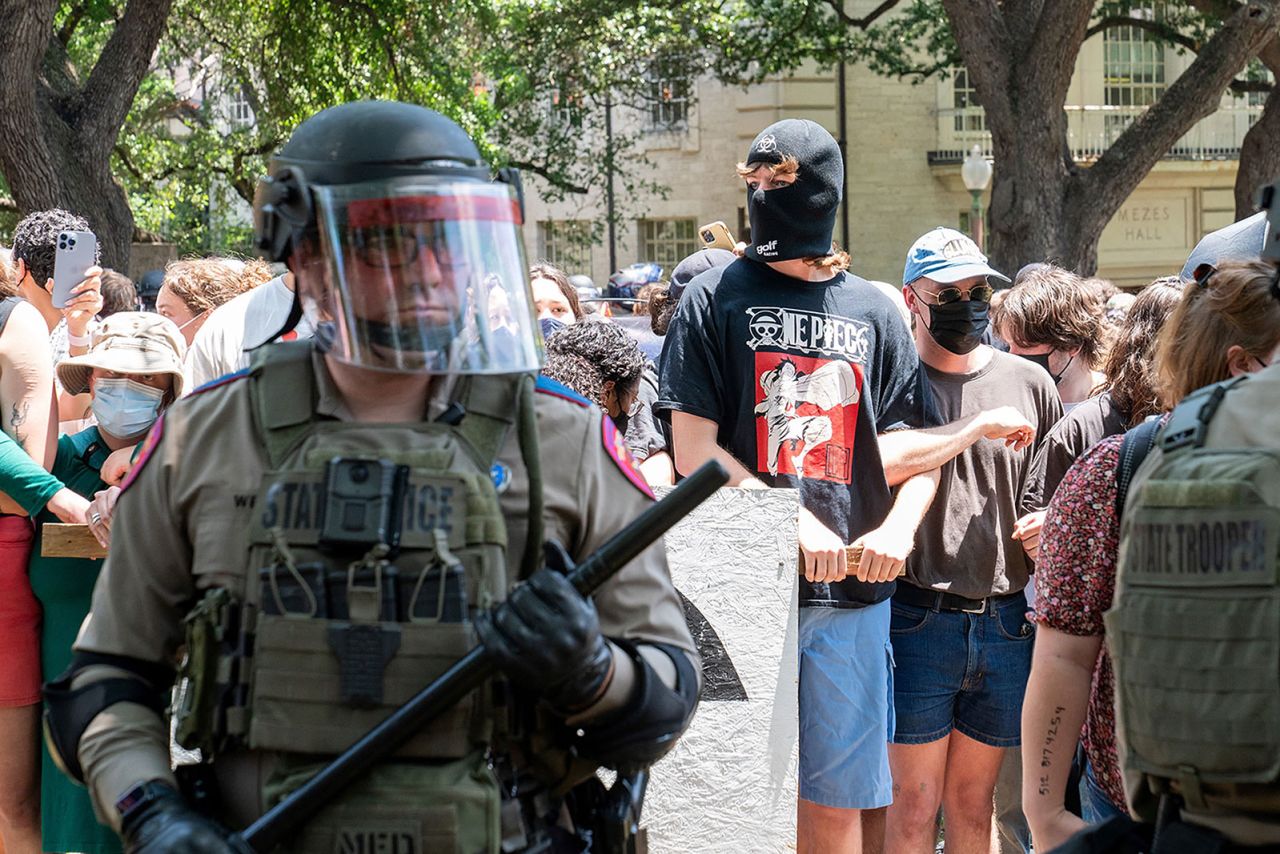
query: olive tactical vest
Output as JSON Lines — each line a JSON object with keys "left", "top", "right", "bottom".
{"left": 174, "top": 342, "right": 545, "bottom": 853}
{"left": 1107, "top": 373, "right": 1280, "bottom": 820}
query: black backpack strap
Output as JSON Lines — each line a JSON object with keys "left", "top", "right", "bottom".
{"left": 1116, "top": 417, "right": 1163, "bottom": 519}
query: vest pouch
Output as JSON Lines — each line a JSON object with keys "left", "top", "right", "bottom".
{"left": 175, "top": 588, "right": 243, "bottom": 757}
{"left": 262, "top": 752, "right": 501, "bottom": 854}
{"left": 249, "top": 611, "right": 481, "bottom": 759}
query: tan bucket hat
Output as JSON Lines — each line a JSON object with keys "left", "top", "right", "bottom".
{"left": 57, "top": 312, "right": 187, "bottom": 398}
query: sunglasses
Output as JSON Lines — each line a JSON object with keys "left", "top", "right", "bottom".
{"left": 911, "top": 281, "right": 995, "bottom": 305}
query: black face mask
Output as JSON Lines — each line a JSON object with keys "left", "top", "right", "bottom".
{"left": 924, "top": 300, "right": 989, "bottom": 355}
{"left": 1019, "top": 351, "right": 1072, "bottom": 385}
{"left": 611, "top": 411, "right": 630, "bottom": 434}
{"left": 745, "top": 182, "right": 837, "bottom": 262}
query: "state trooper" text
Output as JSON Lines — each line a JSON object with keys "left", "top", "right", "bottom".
{"left": 1128, "top": 519, "right": 1270, "bottom": 576}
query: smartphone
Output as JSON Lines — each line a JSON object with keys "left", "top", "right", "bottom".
{"left": 52, "top": 230, "right": 97, "bottom": 309}
{"left": 699, "top": 221, "right": 736, "bottom": 252}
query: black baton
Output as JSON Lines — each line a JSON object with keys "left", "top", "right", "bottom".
{"left": 236, "top": 460, "right": 729, "bottom": 852}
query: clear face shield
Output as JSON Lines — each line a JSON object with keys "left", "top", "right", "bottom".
{"left": 301, "top": 177, "right": 542, "bottom": 374}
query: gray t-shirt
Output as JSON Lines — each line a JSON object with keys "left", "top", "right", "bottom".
{"left": 1020, "top": 391, "right": 1128, "bottom": 514}
{"left": 905, "top": 350, "right": 1063, "bottom": 598}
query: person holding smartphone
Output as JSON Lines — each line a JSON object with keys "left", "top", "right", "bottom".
{"left": 0, "top": 221, "right": 66, "bottom": 854}
{"left": 11, "top": 209, "right": 104, "bottom": 428}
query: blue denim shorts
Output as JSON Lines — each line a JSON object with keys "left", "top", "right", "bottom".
{"left": 889, "top": 592, "right": 1034, "bottom": 748}
{"left": 798, "top": 602, "right": 895, "bottom": 809}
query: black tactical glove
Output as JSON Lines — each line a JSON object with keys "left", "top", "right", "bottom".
{"left": 477, "top": 558, "right": 614, "bottom": 714}
{"left": 120, "top": 782, "right": 248, "bottom": 854}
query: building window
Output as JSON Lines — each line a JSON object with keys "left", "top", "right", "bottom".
{"left": 646, "top": 62, "right": 690, "bottom": 131}
{"left": 637, "top": 218, "right": 697, "bottom": 269}
{"left": 536, "top": 220, "right": 591, "bottom": 272}
{"left": 1104, "top": 12, "right": 1166, "bottom": 139}
{"left": 228, "top": 89, "right": 254, "bottom": 127}
{"left": 952, "top": 68, "right": 986, "bottom": 135}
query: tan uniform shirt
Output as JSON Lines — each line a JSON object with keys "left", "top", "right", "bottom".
{"left": 73, "top": 350, "right": 694, "bottom": 827}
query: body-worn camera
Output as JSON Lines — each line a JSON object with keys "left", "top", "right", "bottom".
{"left": 319, "top": 457, "right": 409, "bottom": 554}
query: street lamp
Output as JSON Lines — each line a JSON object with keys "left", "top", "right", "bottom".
{"left": 961, "top": 143, "right": 993, "bottom": 252}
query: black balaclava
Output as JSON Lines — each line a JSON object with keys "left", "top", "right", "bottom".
{"left": 743, "top": 120, "right": 843, "bottom": 263}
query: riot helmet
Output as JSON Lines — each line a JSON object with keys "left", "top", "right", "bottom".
{"left": 253, "top": 100, "right": 541, "bottom": 374}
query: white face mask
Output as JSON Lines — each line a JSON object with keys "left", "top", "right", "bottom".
{"left": 178, "top": 310, "right": 208, "bottom": 332}
{"left": 91, "top": 378, "right": 165, "bottom": 440}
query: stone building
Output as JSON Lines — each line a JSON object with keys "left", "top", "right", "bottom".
{"left": 522, "top": 10, "right": 1261, "bottom": 289}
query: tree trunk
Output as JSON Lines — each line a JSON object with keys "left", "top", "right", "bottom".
{"left": 1235, "top": 85, "right": 1280, "bottom": 218}
{"left": 1234, "top": 41, "right": 1280, "bottom": 218}
{"left": 0, "top": 0, "right": 173, "bottom": 271}
{"left": 944, "top": 0, "right": 1280, "bottom": 277}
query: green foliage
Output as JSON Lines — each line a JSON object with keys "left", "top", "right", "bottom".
{"left": 61, "top": 0, "right": 740, "bottom": 255}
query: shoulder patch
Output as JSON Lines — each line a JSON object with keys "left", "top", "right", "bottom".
{"left": 190, "top": 368, "right": 250, "bottom": 396}
{"left": 602, "top": 415, "right": 654, "bottom": 499}
{"left": 120, "top": 413, "right": 165, "bottom": 493}
{"left": 536, "top": 374, "right": 592, "bottom": 408}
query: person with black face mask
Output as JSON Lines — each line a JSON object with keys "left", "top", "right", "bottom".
{"left": 993, "top": 263, "right": 1109, "bottom": 411}
{"left": 883, "top": 227, "right": 1064, "bottom": 854}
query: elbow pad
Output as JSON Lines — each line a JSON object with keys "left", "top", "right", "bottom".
{"left": 574, "top": 640, "right": 699, "bottom": 772}
{"left": 43, "top": 653, "right": 172, "bottom": 784}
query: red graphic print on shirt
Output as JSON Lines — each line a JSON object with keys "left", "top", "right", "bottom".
{"left": 753, "top": 352, "right": 861, "bottom": 483}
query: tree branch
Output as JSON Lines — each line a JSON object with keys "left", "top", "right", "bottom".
{"left": 941, "top": 0, "right": 1015, "bottom": 132}
{"left": 752, "top": 1, "right": 815, "bottom": 80}
{"left": 56, "top": 3, "right": 88, "bottom": 48}
{"left": 1081, "top": 0, "right": 1280, "bottom": 215}
{"left": 507, "top": 159, "right": 589, "bottom": 195}
{"left": 0, "top": 0, "right": 65, "bottom": 212}
{"left": 1084, "top": 15, "right": 1202, "bottom": 51}
{"left": 1229, "top": 77, "right": 1275, "bottom": 91}
{"left": 80, "top": 0, "right": 175, "bottom": 154}
{"left": 821, "top": 0, "right": 903, "bottom": 30}
{"left": 1027, "top": 1, "right": 1096, "bottom": 112}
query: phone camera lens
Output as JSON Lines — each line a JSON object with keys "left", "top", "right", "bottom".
{"left": 350, "top": 463, "right": 369, "bottom": 483}
{"left": 701, "top": 231, "right": 712, "bottom": 241}
{"left": 69, "top": 239, "right": 76, "bottom": 247}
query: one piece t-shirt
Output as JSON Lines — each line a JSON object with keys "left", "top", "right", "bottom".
{"left": 905, "top": 351, "right": 1062, "bottom": 599}
{"left": 657, "top": 258, "right": 938, "bottom": 608}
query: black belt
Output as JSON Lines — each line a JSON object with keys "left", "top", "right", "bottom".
{"left": 893, "top": 584, "right": 1023, "bottom": 615}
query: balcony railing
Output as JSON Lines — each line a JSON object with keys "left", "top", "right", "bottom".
{"left": 930, "top": 103, "right": 1263, "bottom": 164}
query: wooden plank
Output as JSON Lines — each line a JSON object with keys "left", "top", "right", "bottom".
{"left": 42, "top": 523, "right": 107, "bottom": 559}
{"left": 794, "top": 542, "right": 903, "bottom": 577}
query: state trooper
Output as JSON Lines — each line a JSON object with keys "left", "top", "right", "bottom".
{"left": 44, "top": 100, "right": 699, "bottom": 853}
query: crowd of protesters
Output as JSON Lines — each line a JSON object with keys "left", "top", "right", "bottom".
{"left": 546, "top": 118, "right": 1278, "bottom": 854}
{"left": 0, "top": 111, "right": 1277, "bottom": 854}
{"left": 0, "top": 207, "right": 291, "bottom": 854}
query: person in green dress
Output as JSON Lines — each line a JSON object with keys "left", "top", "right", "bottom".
{"left": 0, "top": 312, "right": 185, "bottom": 854}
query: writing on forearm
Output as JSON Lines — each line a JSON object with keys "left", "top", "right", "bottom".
{"left": 1037, "top": 705, "right": 1066, "bottom": 796}
{"left": 11, "top": 401, "right": 29, "bottom": 450}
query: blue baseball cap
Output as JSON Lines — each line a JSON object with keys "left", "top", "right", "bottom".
{"left": 903, "top": 227, "right": 1010, "bottom": 286}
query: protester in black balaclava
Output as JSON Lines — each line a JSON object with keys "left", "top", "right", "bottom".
{"left": 738, "top": 119, "right": 844, "bottom": 264}
{"left": 661, "top": 117, "right": 963, "bottom": 853}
